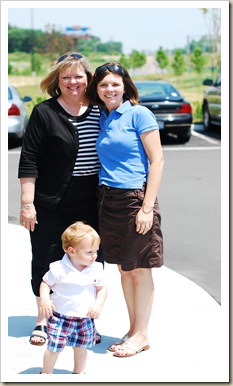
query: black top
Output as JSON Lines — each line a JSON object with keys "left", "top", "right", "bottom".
{"left": 18, "top": 98, "right": 101, "bottom": 209}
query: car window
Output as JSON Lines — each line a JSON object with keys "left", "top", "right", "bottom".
{"left": 165, "top": 84, "right": 180, "bottom": 97}
{"left": 8, "top": 87, "right": 13, "bottom": 100}
{"left": 215, "top": 75, "right": 221, "bottom": 86}
{"left": 136, "top": 84, "right": 166, "bottom": 97}
{"left": 136, "top": 83, "right": 180, "bottom": 98}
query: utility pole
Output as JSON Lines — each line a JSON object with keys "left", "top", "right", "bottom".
{"left": 31, "top": 8, "right": 35, "bottom": 75}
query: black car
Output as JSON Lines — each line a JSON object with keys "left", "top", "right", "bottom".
{"left": 202, "top": 74, "right": 221, "bottom": 130}
{"left": 134, "top": 80, "right": 192, "bottom": 143}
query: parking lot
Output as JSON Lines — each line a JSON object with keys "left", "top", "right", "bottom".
{"left": 8, "top": 124, "right": 224, "bottom": 304}
{"left": 159, "top": 124, "right": 222, "bottom": 304}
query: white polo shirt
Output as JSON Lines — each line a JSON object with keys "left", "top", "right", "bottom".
{"left": 43, "top": 253, "right": 106, "bottom": 317}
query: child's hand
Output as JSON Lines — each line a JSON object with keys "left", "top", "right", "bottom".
{"left": 86, "top": 304, "right": 102, "bottom": 319}
{"left": 87, "top": 286, "right": 107, "bottom": 318}
{"left": 39, "top": 299, "right": 56, "bottom": 318}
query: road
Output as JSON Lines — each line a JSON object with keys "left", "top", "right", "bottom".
{"left": 8, "top": 124, "right": 223, "bottom": 304}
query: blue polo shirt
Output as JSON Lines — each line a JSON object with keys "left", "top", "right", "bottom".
{"left": 96, "top": 100, "right": 159, "bottom": 188}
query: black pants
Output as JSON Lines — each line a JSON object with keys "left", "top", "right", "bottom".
{"left": 30, "top": 175, "right": 103, "bottom": 296}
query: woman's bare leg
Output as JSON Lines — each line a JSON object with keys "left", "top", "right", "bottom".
{"left": 118, "top": 267, "right": 154, "bottom": 352}
{"left": 35, "top": 296, "right": 47, "bottom": 325}
{"left": 30, "top": 296, "right": 48, "bottom": 344}
{"left": 131, "top": 268, "right": 154, "bottom": 342}
{"left": 118, "top": 265, "right": 135, "bottom": 335}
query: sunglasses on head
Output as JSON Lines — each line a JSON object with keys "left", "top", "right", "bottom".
{"left": 95, "top": 64, "right": 125, "bottom": 77}
{"left": 56, "top": 53, "right": 83, "bottom": 64}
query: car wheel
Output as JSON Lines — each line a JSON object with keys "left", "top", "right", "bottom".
{"left": 203, "top": 103, "right": 211, "bottom": 131}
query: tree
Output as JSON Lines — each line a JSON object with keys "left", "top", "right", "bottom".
{"left": 8, "top": 24, "right": 122, "bottom": 56}
{"left": 95, "top": 41, "right": 122, "bottom": 53}
{"left": 129, "top": 50, "right": 146, "bottom": 69}
{"left": 9, "top": 27, "right": 33, "bottom": 52}
{"left": 171, "top": 49, "right": 186, "bottom": 76}
{"left": 156, "top": 47, "right": 169, "bottom": 70}
{"left": 78, "top": 36, "right": 101, "bottom": 54}
{"left": 8, "top": 62, "right": 13, "bottom": 75}
{"left": 37, "top": 24, "right": 74, "bottom": 57}
{"left": 201, "top": 8, "right": 221, "bottom": 74}
{"left": 119, "top": 54, "right": 131, "bottom": 69}
{"left": 189, "top": 47, "right": 206, "bottom": 74}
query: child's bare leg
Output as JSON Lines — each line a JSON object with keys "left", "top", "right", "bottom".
{"left": 72, "top": 347, "right": 87, "bottom": 374}
{"left": 41, "top": 349, "right": 60, "bottom": 374}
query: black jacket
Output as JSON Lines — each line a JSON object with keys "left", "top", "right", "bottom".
{"left": 18, "top": 98, "right": 98, "bottom": 209}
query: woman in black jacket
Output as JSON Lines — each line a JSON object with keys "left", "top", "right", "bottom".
{"left": 18, "top": 52, "right": 102, "bottom": 346}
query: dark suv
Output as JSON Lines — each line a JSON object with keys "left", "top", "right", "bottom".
{"left": 202, "top": 74, "right": 221, "bottom": 130}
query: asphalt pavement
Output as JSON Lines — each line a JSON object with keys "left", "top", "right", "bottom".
{"left": 3, "top": 224, "right": 229, "bottom": 383}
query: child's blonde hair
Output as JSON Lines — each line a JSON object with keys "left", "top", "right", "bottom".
{"left": 61, "top": 221, "right": 100, "bottom": 252}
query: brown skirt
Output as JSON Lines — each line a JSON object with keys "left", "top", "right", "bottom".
{"left": 98, "top": 184, "right": 163, "bottom": 271}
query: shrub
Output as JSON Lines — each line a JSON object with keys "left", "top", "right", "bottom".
{"left": 192, "top": 101, "right": 203, "bottom": 122}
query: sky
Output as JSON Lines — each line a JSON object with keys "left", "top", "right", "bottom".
{"left": 5, "top": 1, "right": 226, "bottom": 54}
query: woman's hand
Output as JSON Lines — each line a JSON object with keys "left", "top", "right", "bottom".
{"left": 136, "top": 207, "right": 153, "bottom": 235}
{"left": 20, "top": 204, "right": 38, "bottom": 232}
{"left": 20, "top": 177, "right": 37, "bottom": 231}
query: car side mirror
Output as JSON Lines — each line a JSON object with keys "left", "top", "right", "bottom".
{"left": 203, "top": 79, "right": 214, "bottom": 86}
{"left": 22, "top": 96, "right": 32, "bottom": 102}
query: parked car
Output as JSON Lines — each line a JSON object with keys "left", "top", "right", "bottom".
{"left": 134, "top": 80, "right": 192, "bottom": 143}
{"left": 8, "top": 84, "right": 32, "bottom": 140}
{"left": 202, "top": 74, "right": 221, "bottom": 130}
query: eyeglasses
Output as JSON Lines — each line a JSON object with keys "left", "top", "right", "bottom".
{"left": 95, "top": 64, "right": 125, "bottom": 77}
{"left": 56, "top": 53, "right": 83, "bottom": 64}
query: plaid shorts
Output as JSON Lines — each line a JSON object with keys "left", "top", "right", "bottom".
{"left": 47, "top": 311, "right": 96, "bottom": 352}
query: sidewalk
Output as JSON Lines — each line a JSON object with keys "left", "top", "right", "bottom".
{"left": 3, "top": 224, "right": 229, "bottom": 382}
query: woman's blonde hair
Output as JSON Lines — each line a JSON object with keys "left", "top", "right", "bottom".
{"left": 61, "top": 221, "right": 100, "bottom": 252}
{"left": 40, "top": 52, "right": 93, "bottom": 98}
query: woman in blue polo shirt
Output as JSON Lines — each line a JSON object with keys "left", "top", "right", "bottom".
{"left": 88, "top": 62, "right": 164, "bottom": 357}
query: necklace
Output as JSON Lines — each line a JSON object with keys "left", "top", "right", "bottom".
{"left": 58, "top": 96, "right": 86, "bottom": 116}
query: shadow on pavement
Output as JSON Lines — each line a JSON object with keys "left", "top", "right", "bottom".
{"left": 193, "top": 123, "right": 221, "bottom": 140}
{"left": 19, "top": 367, "right": 71, "bottom": 374}
{"left": 8, "top": 315, "right": 36, "bottom": 338}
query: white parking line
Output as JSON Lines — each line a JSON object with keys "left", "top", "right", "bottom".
{"left": 9, "top": 145, "right": 221, "bottom": 155}
{"left": 191, "top": 129, "right": 221, "bottom": 145}
{"left": 8, "top": 150, "right": 21, "bottom": 155}
{"left": 163, "top": 146, "right": 220, "bottom": 151}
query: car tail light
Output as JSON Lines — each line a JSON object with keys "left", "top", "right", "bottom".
{"left": 178, "top": 103, "right": 192, "bottom": 114}
{"left": 8, "top": 103, "right": 20, "bottom": 116}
